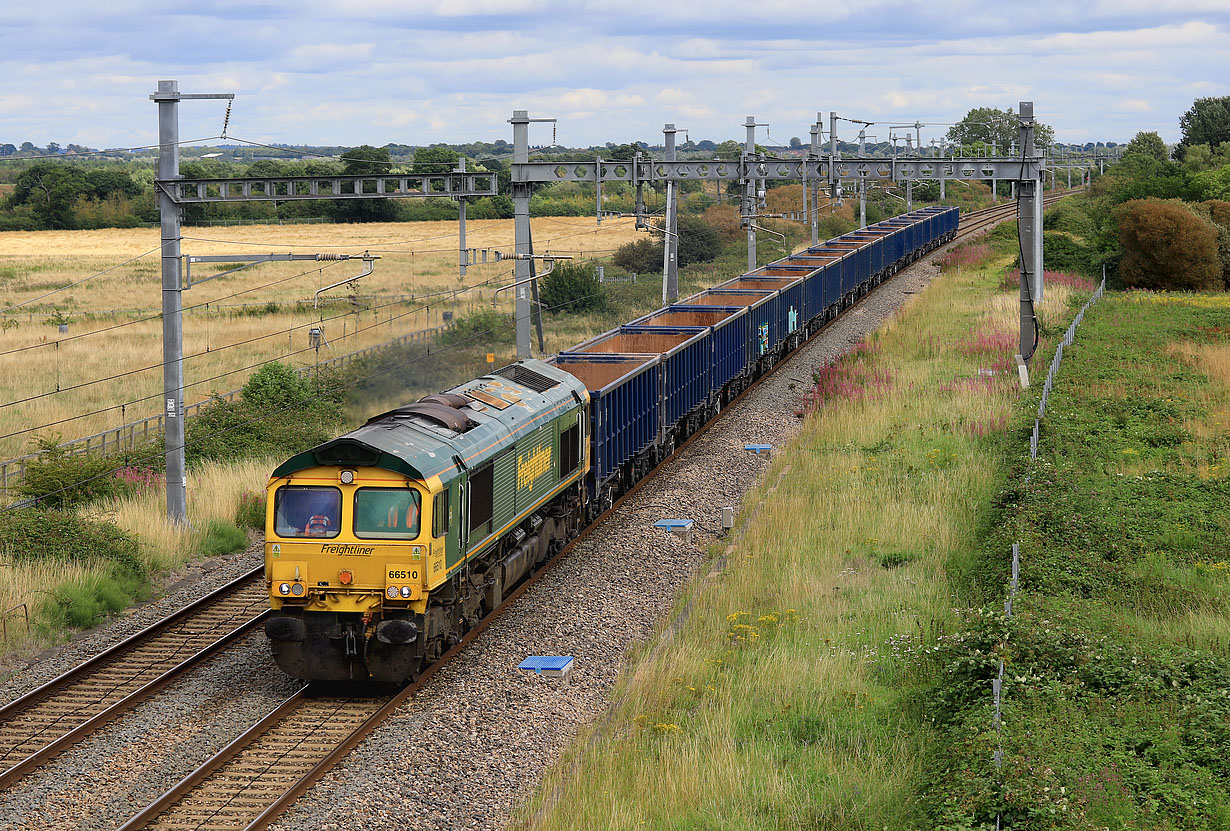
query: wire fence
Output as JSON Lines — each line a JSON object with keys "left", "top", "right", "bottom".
{"left": 0, "top": 322, "right": 450, "bottom": 500}
{"left": 0, "top": 292, "right": 434, "bottom": 321}
{"left": 993, "top": 274, "right": 1106, "bottom": 828}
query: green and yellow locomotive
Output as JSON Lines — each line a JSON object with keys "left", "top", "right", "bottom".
{"left": 263, "top": 360, "right": 589, "bottom": 682}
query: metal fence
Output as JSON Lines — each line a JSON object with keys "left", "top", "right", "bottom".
{"left": 0, "top": 323, "right": 449, "bottom": 499}
{"left": 993, "top": 276, "right": 1105, "bottom": 827}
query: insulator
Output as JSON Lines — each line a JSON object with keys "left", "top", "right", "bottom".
{"left": 316, "top": 254, "right": 345, "bottom": 261}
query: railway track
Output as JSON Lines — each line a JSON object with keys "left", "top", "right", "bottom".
{"left": 955, "top": 189, "right": 1073, "bottom": 237}
{"left": 3, "top": 191, "right": 1076, "bottom": 828}
{"left": 0, "top": 566, "right": 267, "bottom": 790}
{"left": 111, "top": 194, "right": 1070, "bottom": 831}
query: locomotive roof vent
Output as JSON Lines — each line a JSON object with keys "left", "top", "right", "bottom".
{"left": 493, "top": 363, "right": 559, "bottom": 393}
{"left": 315, "top": 439, "right": 381, "bottom": 467}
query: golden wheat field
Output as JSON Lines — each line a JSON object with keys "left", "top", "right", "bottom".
{"left": 0, "top": 217, "right": 641, "bottom": 460}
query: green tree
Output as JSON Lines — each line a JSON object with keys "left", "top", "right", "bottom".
{"left": 1095, "top": 154, "right": 1187, "bottom": 204}
{"left": 538, "top": 261, "right": 604, "bottom": 313}
{"left": 341, "top": 144, "right": 393, "bottom": 176}
{"left": 604, "top": 143, "right": 639, "bottom": 161}
{"left": 612, "top": 237, "right": 661, "bottom": 275}
{"left": 1123, "top": 131, "right": 1169, "bottom": 162}
{"left": 7, "top": 163, "right": 89, "bottom": 228}
{"left": 333, "top": 145, "right": 398, "bottom": 223}
{"left": 1177, "top": 96, "right": 1230, "bottom": 159}
{"left": 947, "top": 107, "right": 1055, "bottom": 152}
{"left": 411, "top": 145, "right": 459, "bottom": 174}
{"left": 1189, "top": 165, "right": 1230, "bottom": 201}
{"left": 673, "top": 214, "right": 723, "bottom": 268}
{"left": 1178, "top": 143, "right": 1230, "bottom": 173}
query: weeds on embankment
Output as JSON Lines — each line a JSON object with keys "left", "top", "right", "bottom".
{"left": 518, "top": 238, "right": 1086, "bottom": 829}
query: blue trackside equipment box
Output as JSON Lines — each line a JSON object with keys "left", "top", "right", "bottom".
{"left": 518, "top": 655, "right": 574, "bottom": 677}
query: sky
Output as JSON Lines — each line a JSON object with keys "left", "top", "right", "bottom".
{"left": 2, "top": 1, "right": 1227, "bottom": 152}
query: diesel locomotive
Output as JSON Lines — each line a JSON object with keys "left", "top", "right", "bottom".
{"left": 263, "top": 206, "right": 959, "bottom": 683}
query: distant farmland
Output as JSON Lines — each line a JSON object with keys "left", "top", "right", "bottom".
{"left": 0, "top": 217, "right": 641, "bottom": 459}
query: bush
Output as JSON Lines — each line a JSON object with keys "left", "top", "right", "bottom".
{"left": 1117, "top": 199, "right": 1223, "bottom": 291}
{"left": 0, "top": 507, "right": 143, "bottom": 572}
{"left": 465, "top": 195, "right": 513, "bottom": 219}
{"left": 701, "top": 204, "right": 742, "bottom": 242}
{"left": 17, "top": 437, "right": 139, "bottom": 510}
{"left": 1042, "top": 230, "right": 1097, "bottom": 276}
{"left": 612, "top": 237, "right": 662, "bottom": 275}
{"left": 675, "top": 214, "right": 723, "bottom": 268}
{"left": 538, "top": 261, "right": 605, "bottom": 313}
{"left": 185, "top": 362, "right": 345, "bottom": 464}
{"left": 1043, "top": 201, "right": 1096, "bottom": 238}
{"left": 1193, "top": 201, "right": 1230, "bottom": 288}
{"left": 5, "top": 507, "right": 147, "bottom": 630}
{"left": 438, "top": 308, "right": 514, "bottom": 347}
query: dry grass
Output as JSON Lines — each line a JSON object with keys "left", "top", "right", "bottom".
{"left": 79, "top": 455, "right": 278, "bottom": 573}
{"left": 1164, "top": 342, "right": 1230, "bottom": 475}
{"left": 0, "top": 558, "right": 95, "bottom": 655}
{"left": 0, "top": 219, "right": 640, "bottom": 458}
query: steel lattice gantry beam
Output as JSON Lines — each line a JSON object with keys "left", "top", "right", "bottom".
{"left": 156, "top": 172, "right": 497, "bottom": 203}
{"left": 511, "top": 154, "right": 1096, "bottom": 190}
{"left": 512, "top": 157, "right": 1048, "bottom": 186}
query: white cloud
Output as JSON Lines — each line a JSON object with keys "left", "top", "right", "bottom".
{"left": 1, "top": 3, "right": 1227, "bottom": 146}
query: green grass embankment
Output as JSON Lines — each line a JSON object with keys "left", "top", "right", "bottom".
{"left": 928, "top": 291, "right": 1230, "bottom": 829}
{"left": 517, "top": 236, "right": 1090, "bottom": 829}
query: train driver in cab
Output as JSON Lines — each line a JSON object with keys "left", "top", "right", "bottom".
{"left": 274, "top": 486, "right": 341, "bottom": 538}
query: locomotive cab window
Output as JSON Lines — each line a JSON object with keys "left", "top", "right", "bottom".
{"left": 432, "top": 489, "right": 450, "bottom": 538}
{"left": 353, "top": 488, "right": 421, "bottom": 539}
{"left": 274, "top": 486, "right": 342, "bottom": 539}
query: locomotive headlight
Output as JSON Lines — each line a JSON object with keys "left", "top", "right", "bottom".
{"left": 400, "top": 586, "right": 412, "bottom": 598}
{"left": 386, "top": 586, "right": 399, "bottom": 599}
{"left": 290, "top": 583, "right": 305, "bottom": 597}
{"left": 279, "top": 583, "right": 291, "bottom": 595}
{"left": 340, "top": 470, "right": 355, "bottom": 484}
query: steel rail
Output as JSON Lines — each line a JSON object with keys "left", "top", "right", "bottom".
{"left": 113, "top": 194, "right": 1070, "bottom": 829}
{"left": 0, "top": 564, "right": 267, "bottom": 789}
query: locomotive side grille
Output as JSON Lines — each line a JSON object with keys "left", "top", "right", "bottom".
{"left": 494, "top": 363, "right": 559, "bottom": 393}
